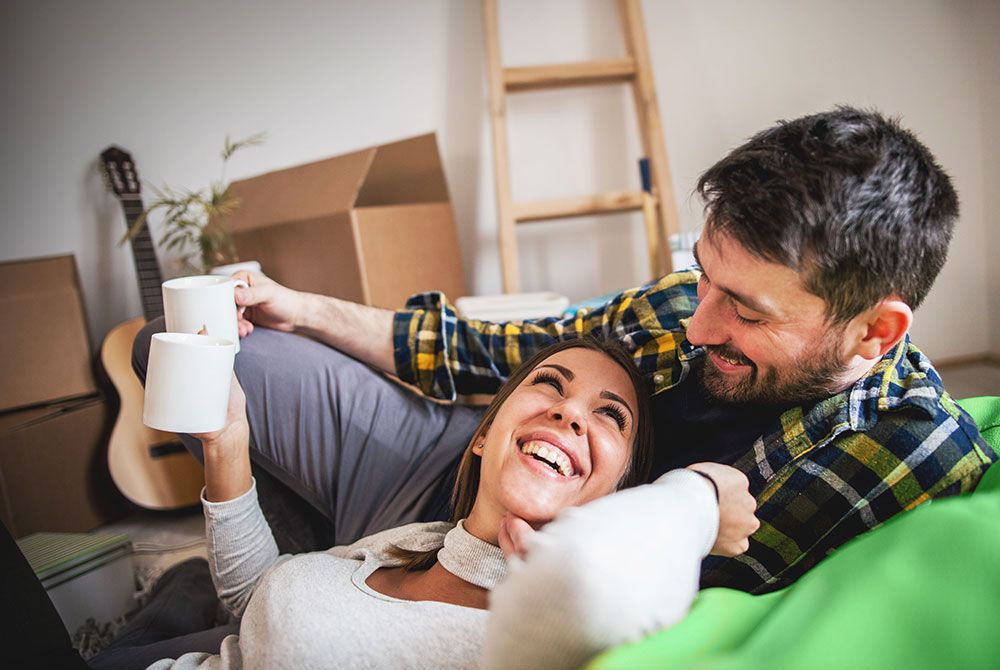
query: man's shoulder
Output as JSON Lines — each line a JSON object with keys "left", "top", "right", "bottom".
{"left": 839, "top": 339, "right": 995, "bottom": 480}
{"left": 582, "top": 269, "right": 701, "bottom": 332}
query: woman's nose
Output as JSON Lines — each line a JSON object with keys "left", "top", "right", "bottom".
{"left": 549, "top": 405, "right": 585, "bottom": 435}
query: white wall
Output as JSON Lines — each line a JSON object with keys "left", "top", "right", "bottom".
{"left": 1, "top": 0, "right": 997, "bottom": 361}
{"left": 974, "top": 1, "right": 1000, "bottom": 357}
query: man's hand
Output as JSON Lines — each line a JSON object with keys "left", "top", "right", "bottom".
{"left": 230, "top": 270, "right": 396, "bottom": 375}
{"left": 687, "top": 462, "right": 759, "bottom": 556}
{"left": 231, "top": 271, "right": 305, "bottom": 338}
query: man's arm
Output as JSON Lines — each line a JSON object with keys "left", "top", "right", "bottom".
{"left": 231, "top": 269, "right": 699, "bottom": 400}
{"left": 233, "top": 272, "right": 396, "bottom": 373}
{"left": 395, "top": 270, "right": 700, "bottom": 400}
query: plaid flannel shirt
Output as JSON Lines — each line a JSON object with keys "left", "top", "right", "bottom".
{"left": 393, "top": 270, "right": 997, "bottom": 593}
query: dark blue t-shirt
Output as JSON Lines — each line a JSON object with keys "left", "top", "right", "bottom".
{"left": 649, "top": 360, "right": 791, "bottom": 478}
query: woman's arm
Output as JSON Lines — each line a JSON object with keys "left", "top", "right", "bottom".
{"left": 482, "top": 469, "right": 723, "bottom": 670}
{"left": 193, "top": 376, "right": 280, "bottom": 617}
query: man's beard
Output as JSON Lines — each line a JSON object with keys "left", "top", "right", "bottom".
{"left": 698, "top": 330, "right": 849, "bottom": 405}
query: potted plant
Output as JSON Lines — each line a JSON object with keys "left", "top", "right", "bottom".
{"left": 122, "top": 132, "right": 266, "bottom": 275}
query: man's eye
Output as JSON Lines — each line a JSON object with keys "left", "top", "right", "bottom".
{"left": 734, "top": 311, "right": 762, "bottom": 326}
{"left": 531, "top": 372, "right": 563, "bottom": 394}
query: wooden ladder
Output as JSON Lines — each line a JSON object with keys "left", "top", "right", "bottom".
{"left": 482, "top": 0, "right": 681, "bottom": 293}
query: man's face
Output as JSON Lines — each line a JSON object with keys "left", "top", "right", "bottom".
{"left": 686, "top": 229, "right": 853, "bottom": 405}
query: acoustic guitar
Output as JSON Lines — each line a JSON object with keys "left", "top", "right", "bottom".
{"left": 99, "top": 146, "right": 204, "bottom": 509}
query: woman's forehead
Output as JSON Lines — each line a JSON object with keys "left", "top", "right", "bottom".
{"left": 533, "top": 348, "right": 636, "bottom": 395}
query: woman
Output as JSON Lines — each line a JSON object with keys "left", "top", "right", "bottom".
{"left": 143, "top": 337, "right": 752, "bottom": 668}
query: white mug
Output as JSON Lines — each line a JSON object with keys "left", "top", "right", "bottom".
{"left": 162, "top": 275, "right": 248, "bottom": 353}
{"left": 143, "top": 333, "right": 236, "bottom": 433}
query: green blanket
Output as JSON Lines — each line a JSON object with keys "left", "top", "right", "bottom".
{"left": 590, "top": 397, "right": 1000, "bottom": 670}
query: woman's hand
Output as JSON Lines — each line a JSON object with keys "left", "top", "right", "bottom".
{"left": 231, "top": 271, "right": 306, "bottom": 338}
{"left": 686, "top": 462, "right": 759, "bottom": 556}
{"left": 192, "top": 372, "right": 253, "bottom": 502}
{"left": 192, "top": 372, "right": 249, "bottom": 450}
{"left": 498, "top": 512, "right": 536, "bottom": 561}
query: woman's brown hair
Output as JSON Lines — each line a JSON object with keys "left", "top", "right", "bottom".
{"left": 390, "top": 336, "right": 654, "bottom": 571}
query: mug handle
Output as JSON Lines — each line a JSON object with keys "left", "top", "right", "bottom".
{"left": 232, "top": 279, "right": 249, "bottom": 315}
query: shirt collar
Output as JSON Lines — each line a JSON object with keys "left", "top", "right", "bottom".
{"left": 437, "top": 520, "right": 507, "bottom": 590}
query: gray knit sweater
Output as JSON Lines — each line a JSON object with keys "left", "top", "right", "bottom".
{"left": 149, "top": 469, "right": 718, "bottom": 669}
{"left": 148, "top": 481, "right": 506, "bottom": 669}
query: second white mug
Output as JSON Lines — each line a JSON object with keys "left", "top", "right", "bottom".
{"left": 142, "top": 332, "right": 236, "bottom": 433}
{"left": 162, "top": 275, "right": 247, "bottom": 352}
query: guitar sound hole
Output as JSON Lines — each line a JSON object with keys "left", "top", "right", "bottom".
{"left": 148, "top": 440, "right": 188, "bottom": 459}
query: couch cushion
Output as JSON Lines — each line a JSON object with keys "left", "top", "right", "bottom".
{"left": 958, "top": 396, "right": 1000, "bottom": 493}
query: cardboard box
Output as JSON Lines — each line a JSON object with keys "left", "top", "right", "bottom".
{"left": 221, "top": 133, "right": 467, "bottom": 309}
{"left": 0, "top": 255, "right": 98, "bottom": 412}
{"left": 0, "top": 396, "right": 126, "bottom": 538}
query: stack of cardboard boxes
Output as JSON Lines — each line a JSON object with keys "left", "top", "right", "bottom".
{"left": 0, "top": 255, "right": 124, "bottom": 538}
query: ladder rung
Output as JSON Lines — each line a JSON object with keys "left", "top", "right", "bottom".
{"left": 504, "top": 58, "right": 636, "bottom": 92}
{"left": 514, "top": 191, "right": 644, "bottom": 223}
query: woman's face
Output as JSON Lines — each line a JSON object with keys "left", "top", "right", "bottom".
{"left": 466, "top": 347, "right": 639, "bottom": 532}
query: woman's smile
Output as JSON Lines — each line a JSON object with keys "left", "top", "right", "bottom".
{"left": 516, "top": 430, "right": 582, "bottom": 479}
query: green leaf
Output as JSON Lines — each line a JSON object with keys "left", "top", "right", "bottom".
{"left": 221, "top": 131, "right": 267, "bottom": 161}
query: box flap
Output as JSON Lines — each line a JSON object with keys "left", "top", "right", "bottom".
{"left": 355, "top": 133, "right": 451, "bottom": 207}
{"left": 221, "top": 146, "right": 375, "bottom": 233}
{"left": 0, "top": 255, "right": 98, "bottom": 412}
{"left": 218, "top": 134, "right": 451, "bottom": 233}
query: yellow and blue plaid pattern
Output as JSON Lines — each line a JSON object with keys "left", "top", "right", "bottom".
{"left": 393, "top": 271, "right": 996, "bottom": 593}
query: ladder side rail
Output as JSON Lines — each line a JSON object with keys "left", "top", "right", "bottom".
{"left": 482, "top": 0, "right": 521, "bottom": 292}
{"left": 619, "top": 0, "right": 680, "bottom": 277}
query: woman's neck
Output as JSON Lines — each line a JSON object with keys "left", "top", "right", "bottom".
{"left": 366, "top": 522, "right": 505, "bottom": 609}
{"left": 367, "top": 561, "right": 490, "bottom": 609}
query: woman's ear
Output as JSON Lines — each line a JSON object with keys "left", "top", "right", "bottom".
{"left": 471, "top": 430, "right": 488, "bottom": 456}
{"left": 848, "top": 298, "right": 913, "bottom": 361}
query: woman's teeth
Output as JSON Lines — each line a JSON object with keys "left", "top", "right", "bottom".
{"left": 520, "top": 440, "right": 574, "bottom": 477}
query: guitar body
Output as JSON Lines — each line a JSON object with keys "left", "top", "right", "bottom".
{"left": 102, "top": 317, "right": 204, "bottom": 509}
{"left": 100, "top": 146, "right": 203, "bottom": 510}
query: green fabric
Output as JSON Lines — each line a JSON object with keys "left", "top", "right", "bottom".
{"left": 959, "top": 396, "right": 1000, "bottom": 492}
{"left": 589, "top": 396, "right": 1000, "bottom": 670}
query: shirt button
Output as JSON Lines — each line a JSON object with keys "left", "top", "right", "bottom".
{"left": 653, "top": 373, "right": 665, "bottom": 385}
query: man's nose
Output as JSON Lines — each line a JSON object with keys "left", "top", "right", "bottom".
{"left": 686, "top": 288, "right": 728, "bottom": 346}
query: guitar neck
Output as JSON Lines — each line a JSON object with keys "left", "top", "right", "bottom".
{"left": 120, "top": 195, "right": 164, "bottom": 322}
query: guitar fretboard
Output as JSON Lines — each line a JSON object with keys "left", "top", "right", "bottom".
{"left": 119, "top": 196, "right": 164, "bottom": 321}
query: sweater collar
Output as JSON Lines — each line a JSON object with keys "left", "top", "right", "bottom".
{"left": 437, "top": 520, "right": 507, "bottom": 590}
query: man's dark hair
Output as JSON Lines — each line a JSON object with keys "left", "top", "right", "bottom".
{"left": 696, "top": 106, "right": 959, "bottom": 323}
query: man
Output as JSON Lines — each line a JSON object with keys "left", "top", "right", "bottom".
{"left": 134, "top": 106, "right": 995, "bottom": 594}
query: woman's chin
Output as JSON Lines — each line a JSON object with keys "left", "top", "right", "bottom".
{"left": 500, "top": 498, "right": 564, "bottom": 527}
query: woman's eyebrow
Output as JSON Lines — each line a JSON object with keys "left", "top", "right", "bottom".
{"left": 600, "top": 391, "right": 634, "bottom": 419}
{"left": 536, "top": 363, "right": 574, "bottom": 380}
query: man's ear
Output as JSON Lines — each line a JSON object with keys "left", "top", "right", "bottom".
{"left": 848, "top": 298, "right": 913, "bottom": 361}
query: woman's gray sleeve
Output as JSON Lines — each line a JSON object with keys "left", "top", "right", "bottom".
{"left": 201, "top": 479, "right": 282, "bottom": 618}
